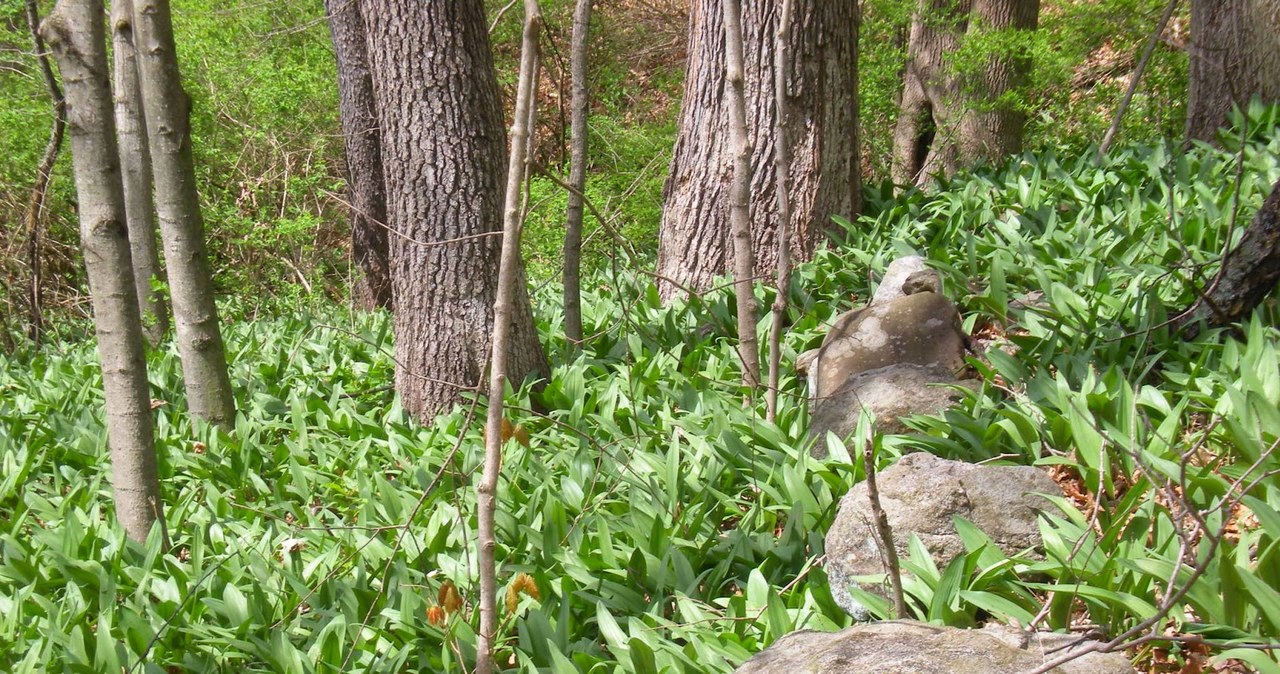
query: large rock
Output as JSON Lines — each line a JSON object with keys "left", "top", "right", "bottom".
{"left": 825, "top": 453, "right": 1057, "bottom": 620}
{"left": 808, "top": 291, "right": 967, "bottom": 401}
{"left": 872, "top": 256, "right": 929, "bottom": 305}
{"left": 734, "top": 621, "right": 1134, "bottom": 674}
{"left": 809, "top": 364, "right": 978, "bottom": 458}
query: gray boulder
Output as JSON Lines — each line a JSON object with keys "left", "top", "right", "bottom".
{"left": 807, "top": 291, "right": 967, "bottom": 402}
{"left": 872, "top": 256, "right": 929, "bottom": 305}
{"left": 825, "top": 453, "right": 1057, "bottom": 620}
{"left": 734, "top": 621, "right": 1134, "bottom": 674}
{"left": 809, "top": 364, "right": 978, "bottom": 458}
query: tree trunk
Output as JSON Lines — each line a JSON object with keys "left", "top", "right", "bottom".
{"left": 324, "top": 0, "right": 392, "bottom": 311}
{"left": 723, "top": 0, "right": 762, "bottom": 390}
{"left": 112, "top": 0, "right": 169, "bottom": 346}
{"left": 1184, "top": 0, "right": 1280, "bottom": 144}
{"left": 479, "top": 7, "right": 541, "bottom": 670}
{"left": 891, "top": 0, "right": 1039, "bottom": 189}
{"left": 657, "top": 0, "right": 860, "bottom": 300}
{"left": 562, "top": 0, "right": 592, "bottom": 348}
{"left": 767, "top": 0, "right": 796, "bottom": 422}
{"left": 364, "top": 0, "right": 549, "bottom": 423}
{"left": 42, "top": 0, "right": 166, "bottom": 545}
{"left": 132, "top": 0, "right": 236, "bottom": 427}
{"left": 1173, "top": 177, "right": 1280, "bottom": 339}
{"left": 23, "top": 0, "right": 65, "bottom": 346}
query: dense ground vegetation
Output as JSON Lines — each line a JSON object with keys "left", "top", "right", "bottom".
{"left": 3, "top": 109, "right": 1278, "bottom": 670}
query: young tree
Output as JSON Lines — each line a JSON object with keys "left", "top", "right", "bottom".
{"left": 891, "top": 0, "right": 1039, "bottom": 188}
{"left": 23, "top": 0, "right": 65, "bottom": 345}
{"left": 657, "top": 0, "right": 860, "bottom": 299}
{"left": 1184, "top": 0, "right": 1280, "bottom": 144}
{"left": 363, "top": 0, "right": 549, "bottom": 422}
{"left": 111, "top": 0, "right": 169, "bottom": 345}
{"left": 479, "top": 5, "right": 541, "bottom": 670}
{"left": 562, "top": 0, "right": 592, "bottom": 347}
{"left": 766, "top": 0, "right": 796, "bottom": 422}
{"left": 131, "top": 0, "right": 236, "bottom": 427}
{"left": 723, "top": 0, "right": 762, "bottom": 390}
{"left": 324, "top": 0, "right": 392, "bottom": 310}
{"left": 42, "top": 0, "right": 166, "bottom": 544}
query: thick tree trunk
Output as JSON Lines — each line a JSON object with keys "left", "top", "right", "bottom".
{"left": 1174, "top": 177, "right": 1280, "bottom": 339}
{"left": 112, "top": 0, "right": 169, "bottom": 346}
{"left": 891, "top": 0, "right": 1039, "bottom": 189}
{"left": 42, "top": 0, "right": 166, "bottom": 545}
{"left": 657, "top": 0, "right": 860, "bottom": 299}
{"left": 364, "top": 0, "right": 549, "bottom": 423}
{"left": 324, "top": 0, "right": 391, "bottom": 311}
{"left": 132, "top": 0, "right": 236, "bottom": 427}
{"left": 562, "top": 0, "right": 592, "bottom": 347}
{"left": 1185, "top": 0, "right": 1280, "bottom": 144}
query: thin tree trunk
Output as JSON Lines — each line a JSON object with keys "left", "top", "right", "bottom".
{"left": 478, "top": 5, "right": 541, "bottom": 673}
{"left": 1184, "top": 0, "right": 1280, "bottom": 145}
{"left": 657, "top": 0, "right": 860, "bottom": 300}
{"left": 42, "top": 0, "right": 167, "bottom": 545}
{"left": 562, "top": 0, "right": 592, "bottom": 348}
{"left": 23, "top": 0, "right": 65, "bottom": 346}
{"left": 1097, "top": 0, "right": 1180, "bottom": 160}
{"left": 324, "top": 0, "right": 392, "bottom": 311}
{"left": 1173, "top": 177, "right": 1280, "bottom": 339}
{"left": 864, "top": 438, "right": 906, "bottom": 618}
{"left": 364, "top": 0, "right": 549, "bottom": 423}
{"left": 766, "top": 0, "right": 795, "bottom": 422}
{"left": 723, "top": 0, "right": 760, "bottom": 391}
{"left": 131, "top": 0, "right": 235, "bottom": 427}
{"left": 112, "top": 0, "right": 169, "bottom": 346}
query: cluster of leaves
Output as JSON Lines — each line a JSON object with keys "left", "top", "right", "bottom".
{"left": 4, "top": 107, "right": 1280, "bottom": 674}
{"left": 836, "top": 103, "right": 1280, "bottom": 671}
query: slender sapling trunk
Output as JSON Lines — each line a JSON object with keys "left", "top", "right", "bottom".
{"left": 478, "top": 2, "right": 541, "bottom": 672}
{"left": 766, "top": 0, "right": 795, "bottom": 423}
{"left": 112, "top": 0, "right": 169, "bottom": 345}
{"left": 562, "top": 0, "right": 592, "bottom": 348}
{"left": 723, "top": 0, "right": 761, "bottom": 391}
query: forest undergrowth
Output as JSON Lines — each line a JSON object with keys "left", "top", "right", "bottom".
{"left": 2, "top": 112, "right": 1280, "bottom": 672}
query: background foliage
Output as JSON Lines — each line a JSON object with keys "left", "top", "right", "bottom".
{"left": 1, "top": 0, "right": 1192, "bottom": 330}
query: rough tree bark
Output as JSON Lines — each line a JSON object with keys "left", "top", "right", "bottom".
{"left": 112, "top": 0, "right": 169, "bottom": 345}
{"left": 23, "top": 0, "right": 65, "bottom": 345}
{"left": 562, "top": 0, "right": 592, "bottom": 347}
{"left": 891, "top": 0, "right": 1039, "bottom": 188}
{"left": 479, "top": 7, "right": 541, "bottom": 671}
{"left": 132, "top": 0, "right": 236, "bottom": 427}
{"left": 723, "top": 0, "right": 762, "bottom": 390}
{"left": 324, "top": 0, "right": 392, "bottom": 311}
{"left": 1184, "top": 0, "right": 1280, "bottom": 144}
{"left": 657, "top": 0, "right": 860, "bottom": 299}
{"left": 1173, "top": 177, "right": 1280, "bottom": 339}
{"left": 363, "top": 0, "right": 549, "bottom": 422}
{"left": 42, "top": 0, "right": 167, "bottom": 545}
